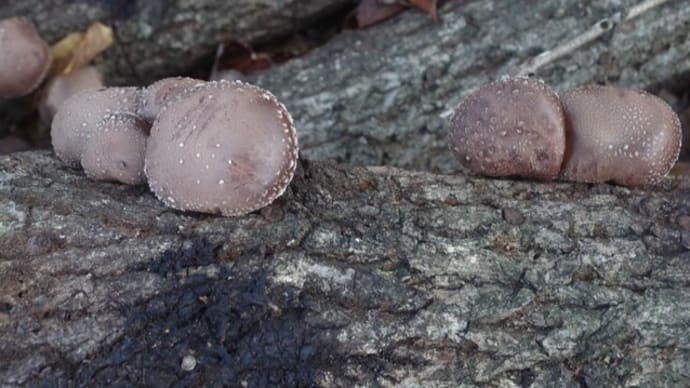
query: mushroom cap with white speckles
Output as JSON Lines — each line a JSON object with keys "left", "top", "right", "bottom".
{"left": 81, "top": 113, "right": 148, "bottom": 185}
{"left": 448, "top": 77, "right": 566, "bottom": 180}
{"left": 145, "top": 80, "right": 299, "bottom": 216}
{"left": 0, "top": 17, "right": 51, "bottom": 99}
{"left": 559, "top": 85, "right": 682, "bottom": 186}
{"left": 138, "top": 77, "right": 204, "bottom": 123}
{"left": 51, "top": 87, "right": 143, "bottom": 167}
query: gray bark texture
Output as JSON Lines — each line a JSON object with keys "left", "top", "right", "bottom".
{"left": 1, "top": 0, "right": 690, "bottom": 387}
{"left": 2, "top": 152, "right": 690, "bottom": 387}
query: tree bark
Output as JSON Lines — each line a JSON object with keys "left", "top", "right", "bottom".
{"left": 1, "top": 0, "right": 690, "bottom": 386}
{"left": 1, "top": 152, "right": 689, "bottom": 386}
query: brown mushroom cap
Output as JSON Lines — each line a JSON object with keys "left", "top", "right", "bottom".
{"left": 448, "top": 77, "right": 566, "bottom": 180}
{"left": 81, "top": 113, "right": 148, "bottom": 185}
{"left": 138, "top": 77, "right": 204, "bottom": 123}
{"left": 559, "top": 85, "right": 682, "bottom": 186}
{"left": 51, "top": 87, "right": 143, "bottom": 166}
{"left": 145, "top": 80, "right": 299, "bottom": 216}
{"left": 39, "top": 66, "right": 103, "bottom": 124}
{"left": 0, "top": 17, "right": 51, "bottom": 99}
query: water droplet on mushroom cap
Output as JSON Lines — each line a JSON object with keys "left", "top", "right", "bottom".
{"left": 138, "top": 77, "right": 204, "bottom": 123}
{"left": 0, "top": 17, "right": 51, "bottom": 99}
{"left": 51, "top": 87, "right": 143, "bottom": 166}
{"left": 81, "top": 113, "right": 148, "bottom": 185}
{"left": 145, "top": 80, "right": 299, "bottom": 216}
{"left": 559, "top": 85, "right": 682, "bottom": 186}
{"left": 448, "top": 77, "right": 566, "bottom": 180}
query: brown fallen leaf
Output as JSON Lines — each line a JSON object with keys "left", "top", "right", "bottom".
{"left": 669, "top": 161, "right": 690, "bottom": 177}
{"left": 355, "top": 0, "right": 405, "bottom": 28}
{"left": 406, "top": 0, "right": 439, "bottom": 21}
{"left": 50, "top": 22, "right": 113, "bottom": 76}
{"left": 355, "top": 0, "right": 439, "bottom": 28}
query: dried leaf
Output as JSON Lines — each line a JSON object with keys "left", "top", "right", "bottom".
{"left": 669, "top": 161, "right": 690, "bottom": 177}
{"left": 50, "top": 22, "right": 113, "bottom": 76}
{"left": 50, "top": 32, "right": 83, "bottom": 65}
{"left": 406, "top": 0, "right": 439, "bottom": 21}
{"left": 355, "top": 0, "right": 405, "bottom": 28}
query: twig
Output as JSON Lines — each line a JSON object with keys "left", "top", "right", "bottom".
{"left": 516, "top": 0, "right": 673, "bottom": 76}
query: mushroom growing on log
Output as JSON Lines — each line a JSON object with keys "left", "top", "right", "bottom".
{"left": 138, "top": 77, "right": 204, "bottom": 123}
{"left": 80, "top": 113, "right": 148, "bottom": 185}
{"left": 448, "top": 79, "right": 682, "bottom": 187}
{"left": 51, "top": 87, "right": 143, "bottom": 167}
{"left": 448, "top": 77, "right": 566, "bottom": 180}
{"left": 145, "top": 80, "right": 299, "bottom": 216}
{"left": 559, "top": 84, "right": 682, "bottom": 186}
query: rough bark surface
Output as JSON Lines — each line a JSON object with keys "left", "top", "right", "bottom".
{"left": 1, "top": 0, "right": 690, "bottom": 387}
{"left": 1, "top": 152, "right": 689, "bottom": 386}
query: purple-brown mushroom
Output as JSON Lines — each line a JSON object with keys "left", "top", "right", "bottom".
{"left": 39, "top": 66, "right": 104, "bottom": 124}
{"left": 145, "top": 80, "right": 298, "bottom": 216}
{"left": 679, "top": 106, "right": 689, "bottom": 155}
{"left": 138, "top": 77, "right": 204, "bottom": 123}
{"left": 81, "top": 113, "right": 148, "bottom": 185}
{"left": 448, "top": 77, "right": 566, "bottom": 180}
{"left": 559, "top": 85, "right": 682, "bottom": 186}
{"left": 51, "top": 86, "right": 143, "bottom": 167}
{"left": 0, "top": 17, "right": 51, "bottom": 99}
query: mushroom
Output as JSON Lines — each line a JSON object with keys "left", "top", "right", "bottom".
{"left": 0, "top": 17, "right": 51, "bottom": 99}
{"left": 138, "top": 77, "right": 204, "bottom": 123}
{"left": 679, "top": 106, "right": 689, "bottom": 155}
{"left": 39, "top": 66, "right": 103, "bottom": 124}
{"left": 145, "top": 80, "right": 298, "bottom": 216}
{"left": 559, "top": 84, "right": 682, "bottom": 186}
{"left": 51, "top": 86, "right": 143, "bottom": 166}
{"left": 448, "top": 77, "right": 566, "bottom": 180}
{"left": 80, "top": 113, "right": 148, "bottom": 185}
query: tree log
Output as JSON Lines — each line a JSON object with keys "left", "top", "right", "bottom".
{"left": 1, "top": 152, "right": 689, "bottom": 386}
{"left": 1, "top": 0, "right": 690, "bottom": 386}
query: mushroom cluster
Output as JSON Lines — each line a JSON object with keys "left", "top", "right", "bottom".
{"left": 0, "top": 17, "right": 109, "bottom": 128}
{"left": 449, "top": 77, "right": 682, "bottom": 186}
{"left": 50, "top": 78, "right": 299, "bottom": 216}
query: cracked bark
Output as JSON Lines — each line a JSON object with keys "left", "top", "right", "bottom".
{"left": 1, "top": 0, "right": 690, "bottom": 386}
{"left": 2, "top": 152, "right": 689, "bottom": 386}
